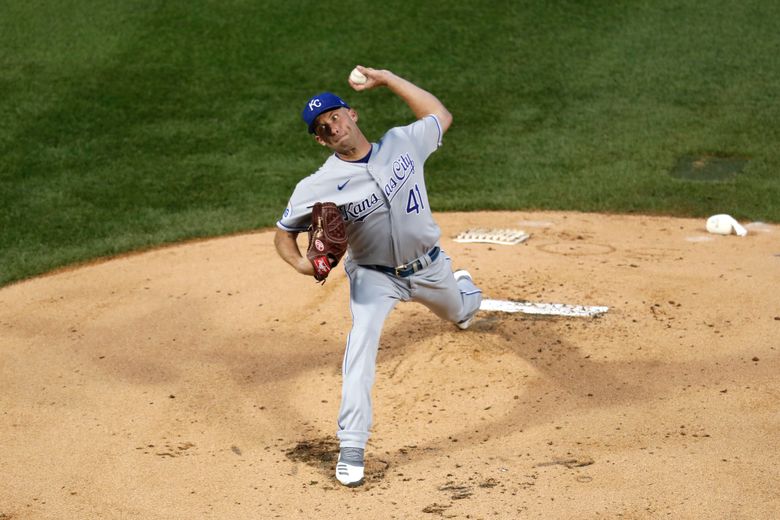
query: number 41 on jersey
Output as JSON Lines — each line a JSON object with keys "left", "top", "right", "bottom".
{"left": 406, "top": 184, "right": 425, "bottom": 214}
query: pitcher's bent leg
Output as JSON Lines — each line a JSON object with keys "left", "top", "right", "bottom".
{"left": 411, "top": 254, "right": 482, "bottom": 324}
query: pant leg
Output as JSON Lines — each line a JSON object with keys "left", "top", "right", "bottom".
{"left": 337, "top": 262, "right": 401, "bottom": 449}
{"left": 410, "top": 252, "right": 482, "bottom": 323}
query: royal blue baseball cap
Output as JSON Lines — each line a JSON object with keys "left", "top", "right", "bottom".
{"left": 302, "top": 92, "right": 349, "bottom": 134}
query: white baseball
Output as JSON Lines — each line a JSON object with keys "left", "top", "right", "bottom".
{"left": 349, "top": 67, "right": 367, "bottom": 85}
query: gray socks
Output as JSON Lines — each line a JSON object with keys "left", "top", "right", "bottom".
{"left": 340, "top": 447, "right": 364, "bottom": 466}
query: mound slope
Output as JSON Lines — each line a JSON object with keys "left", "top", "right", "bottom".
{"left": 1, "top": 211, "right": 778, "bottom": 519}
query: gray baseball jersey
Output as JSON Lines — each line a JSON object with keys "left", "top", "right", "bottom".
{"left": 277, "top": 115, "right": 443, "bottom": 266}
{"left": 277, "top": 113, "right": 482, "bottom": 451}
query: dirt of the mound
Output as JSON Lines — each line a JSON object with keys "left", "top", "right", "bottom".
{"left": 1, "top": 211, "right": 778, "bottom": 519}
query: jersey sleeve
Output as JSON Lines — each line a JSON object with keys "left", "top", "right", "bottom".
{"left": 405, "top": 114, "right": 443, "bottom": 160}
{"left": 276, "top": 181, "right": 317, "bottom": 232}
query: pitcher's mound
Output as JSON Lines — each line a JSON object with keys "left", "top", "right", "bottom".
{"left": 1, "top": 211, "right": 777, "bottom": 519}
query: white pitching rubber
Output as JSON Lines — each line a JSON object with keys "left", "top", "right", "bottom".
{"left": 479, "top": 299, "right": 608, "bottom": 317}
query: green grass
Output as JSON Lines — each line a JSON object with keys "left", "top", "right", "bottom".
{"left": 2, "top": 0, "right": 779, "bottom": 286}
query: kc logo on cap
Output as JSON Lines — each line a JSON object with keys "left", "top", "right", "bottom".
{"left": 302, "top": 92, "right": 350, "bottom": 133}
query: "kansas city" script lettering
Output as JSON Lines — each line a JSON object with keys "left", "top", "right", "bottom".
{"left": 345, "top": 193, "right": 383, "bottom": 222}
{"left": 383, "top": 153, "right": 415, "bottom": 201}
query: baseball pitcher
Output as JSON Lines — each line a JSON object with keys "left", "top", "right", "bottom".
{"left": 274, "top": 66, "right": 482, "bottom": 486}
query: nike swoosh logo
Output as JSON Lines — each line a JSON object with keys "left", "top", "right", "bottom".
{"left": 337, "top": 179, "right": 351, "bottom": 190}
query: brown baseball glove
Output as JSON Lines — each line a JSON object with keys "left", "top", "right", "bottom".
{"left": 306, "top": 202, "right": 348, "bottom": 282}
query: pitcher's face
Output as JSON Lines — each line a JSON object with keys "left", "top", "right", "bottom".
{"left": 313, "top": 108, "right": 361, "bottom": 150}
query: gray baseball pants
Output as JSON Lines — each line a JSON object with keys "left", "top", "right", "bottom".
{"left": 337, "top": 251, "right": 482, "bottom": 449}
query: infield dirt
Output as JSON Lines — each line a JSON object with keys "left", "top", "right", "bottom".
{"left": 1, "top": 211, "right": 778, "bottom": 519}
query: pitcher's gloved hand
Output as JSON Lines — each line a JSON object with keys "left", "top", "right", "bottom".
{"left": 306, "top": 202, "right": 347, "bottom": 282}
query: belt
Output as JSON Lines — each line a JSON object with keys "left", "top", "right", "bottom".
{"left": 360, "top": 247, "right": 440, "bottom": 277}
